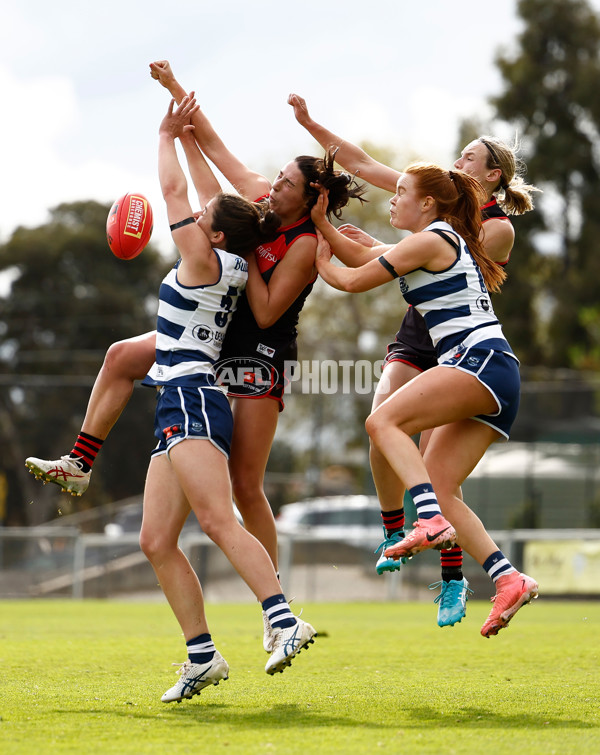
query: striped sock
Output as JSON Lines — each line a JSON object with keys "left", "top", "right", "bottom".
{"left": 381, "top": 508, "right": 405, "bottom": 537}
{"left": 262, "top": 594, "right": 296, "bottom": 629}
{"left": 483, "top": 550, "right": 516, "bottom": 582}
{"left": 408, "top": 483, "right": 442, "bottom": 520}
{"left": 186, "top": 633, "right": 215, "bottom": 664}
{"left": 70, "top": 432, "right": 103, "bottom": 472}
{"left": 440, "top": 546, "right": 463, "bottom": 582}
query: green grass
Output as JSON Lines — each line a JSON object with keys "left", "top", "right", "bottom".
{"left": 0, "top": 599, "right": 598, "bottom": 754}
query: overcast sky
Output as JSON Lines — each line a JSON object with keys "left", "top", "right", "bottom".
{"left": 2, "top": 0, "right": 597, "bottom": 257}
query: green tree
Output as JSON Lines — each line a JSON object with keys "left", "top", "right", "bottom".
{"left": 492, "top": 0, "right": 600, "bottom": 368}
{"left": 0, "top": 201, "right": 170, "bottom": 525}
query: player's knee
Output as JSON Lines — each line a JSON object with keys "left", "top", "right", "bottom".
{"left": 103, "top": 339, "right": 133, "bottom": 375}
{"left": 365, "top": 412, "right": 385, "bottom": 445}
{"left": 139, "top": 527, "right": 176, "bottom": 562}
{"left": 230, "top": 470, "right": 262, "bottom": 508}
{"left": 103, "top": 338, "right": 150, "bottom": 381}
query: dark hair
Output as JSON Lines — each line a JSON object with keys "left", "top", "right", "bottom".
{"left": 406, "top": 163, "right": 506, "bottom": 293}
{"left": 211, "top": 192, "right": 281, "bottom": 257}
{"left": 295, "top": 148, "right": 368, "bottom": 220}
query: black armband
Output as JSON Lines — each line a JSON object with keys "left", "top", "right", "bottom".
{"left": 378, "top": 255, "right": 399, "bottom": 279}
{"left": 169, "top": 216, "right": 196, "bottom": 231}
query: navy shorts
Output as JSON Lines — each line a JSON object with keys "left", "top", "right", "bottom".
{"left": 440, "top": 346, "right": 521, "bottom": 439}
{"left": 150, "top": 385, "right": 233, "bottom": 459}
{"left": 383, "top": 306, "right": 438, "bottom": 373}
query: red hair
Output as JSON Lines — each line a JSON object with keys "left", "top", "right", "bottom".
{"left": 405, "top": 162, "right": 506, "bottom": 293}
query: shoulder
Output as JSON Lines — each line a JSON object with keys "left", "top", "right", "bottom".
{"left": 480, "top": 218, "right": 515, "bottom": 264}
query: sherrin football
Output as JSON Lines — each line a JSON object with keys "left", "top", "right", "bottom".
{"left": 106, "top": 193, "right": 153, "bottom": 260}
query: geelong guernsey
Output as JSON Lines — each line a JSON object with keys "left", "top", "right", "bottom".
{"left": 142, "top": 248, "right": 248, "bottom": 388}
{"left": 383, "top": 220, "right": 514, "bottom": 363}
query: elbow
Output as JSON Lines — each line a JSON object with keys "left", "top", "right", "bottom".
{"left": 345, "top": 276, "right": 364, "bottom": 294}
{"left": 254, "top": 312, "right": 277, "bottom": 329}
{"left": 161, "top": 179, "right": 185, "bottom": 202}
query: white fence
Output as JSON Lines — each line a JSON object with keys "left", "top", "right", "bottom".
{"left": 1, "top": 526, "right": 599, "bottom": 601}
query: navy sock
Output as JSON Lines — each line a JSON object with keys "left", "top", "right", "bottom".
{"left": 262, "top": 594, "right": 296, "bottom": 629}
{"left": 483, "top": 550, "right": 516, "bottom": 582}
{"left": 408, "top": 483, "right": 442, "bottom": 519}
{"left": 186, "top": 633, "right": 215, "bottom": 664}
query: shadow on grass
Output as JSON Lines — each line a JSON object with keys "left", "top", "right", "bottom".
{"left": 404, "top": 705, "right": 596, "bottom": 730}
{"left": 54, "top": 702, "right": 597, "bottom": 731}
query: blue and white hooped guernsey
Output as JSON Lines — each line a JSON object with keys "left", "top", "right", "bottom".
{"left": 142, "top": 248, "right": 248, "bottom": 388}
{"left": 394, "top": 220, "right": 515, "bottom": 363}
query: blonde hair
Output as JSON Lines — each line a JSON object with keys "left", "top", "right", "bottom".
{"left": 478, "top": 136, "right": 541, "bottom": 215}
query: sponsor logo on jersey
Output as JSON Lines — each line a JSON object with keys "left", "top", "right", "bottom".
{"left": 193, "top": 325, "right": 213, "bottom": 343}
{"left": 256, "top": 343, "right": 276, "bottom": 358}
{"left": 476, "top": 296, "right": 491, "bottom": 312}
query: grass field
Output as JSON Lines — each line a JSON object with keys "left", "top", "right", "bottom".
{"left": 1, "top": 599, "right": 598, "bottom": 754}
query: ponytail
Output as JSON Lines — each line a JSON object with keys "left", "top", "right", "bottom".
{"left": 449, "top": 170, "right": 506, "bottom": 293}
{"left": 478, "top": 135, "right": 541, "bottom": 216}
{"left": 295, "top": 149, "right": 368, "bottom": 220}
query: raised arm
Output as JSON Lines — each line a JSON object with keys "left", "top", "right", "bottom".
{"left": 177, "top": 101, "right": 222, "bottom": 209}
{"left": 158, "top": 97, "right": 220, "bottom": 283}
{"left": 150, "top": 60, "right": 271, "bottom": 201}
{"left": 288, "top": 94, "right": 400, "bottom": 193}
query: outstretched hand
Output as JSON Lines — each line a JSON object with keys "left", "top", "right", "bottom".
{"left": 159, "top": 94, "right": 199, "bottom": 139}
{"left": 288, "top": 93, "right": 310, "bottom": 126}
{"left": 150, "top": 60, "right": 175, "bottom": 89}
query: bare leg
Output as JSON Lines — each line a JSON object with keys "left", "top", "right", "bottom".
{"left": 139, "top": 454, "right": 209, "bottom": 639}
{"left": 228, "top": 397, "right": 280, "bottom": 570}
{"left": 424, "top": 421, "right": 502, "bottom": 566}
{"left": 366, "top": 367, "right": 497, "bottom": 492}
{"left": 370, "top": 361, "right": 420, "bottom": 512}
{"left": 81, "top": 331, "right": 156, "bottom": 439}
{"left": 170, "top": 439, "right": 281, "bottom": 601}
{"left": 366, "top": 367, "right": 500, "bottom": 561}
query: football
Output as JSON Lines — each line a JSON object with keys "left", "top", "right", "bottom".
{"left": 106, "top": 193, "right": 153, "bottom": 260}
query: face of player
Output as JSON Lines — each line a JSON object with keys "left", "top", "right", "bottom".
{"left": 454, "top": 140, "right": 496, "bottom": 188}
{"left": 389, "top": 173, "right": 432, "bottom": 232}
{"left": 268, "top": 161, "right": 308, "bottom": 223}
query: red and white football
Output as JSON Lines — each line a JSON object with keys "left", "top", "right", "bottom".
{"left": 106, "top": 193, "right": 153, "bottom": 260}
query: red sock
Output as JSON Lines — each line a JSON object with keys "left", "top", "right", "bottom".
{"left": 440, "top": 546, "right": 463, "bottom": 581}
{"left": 70, "top": 432, "right": 104, "bottom": 472}
{"left": 381, "top": 508, "right": 405, "bottom": 536}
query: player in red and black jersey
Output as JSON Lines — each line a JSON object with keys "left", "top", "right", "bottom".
{"left": 25, "top": 65, "right": 366, "bottom": 662}
{"left": 290, "top": 94, "right": 539, "bottom": 627}
{"left": 219, "top": 213, "right": 317, "bottom": 407}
